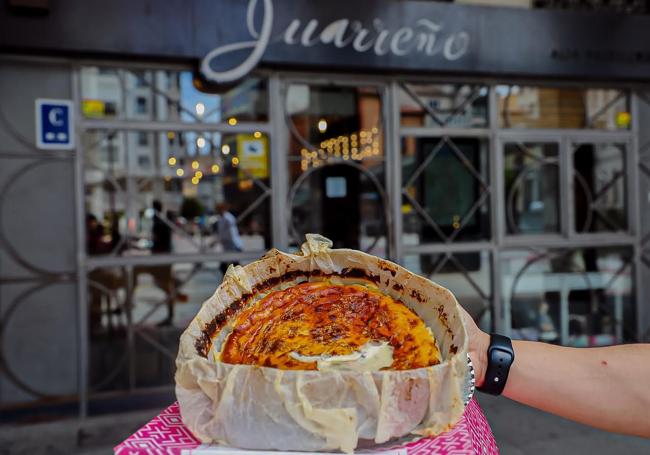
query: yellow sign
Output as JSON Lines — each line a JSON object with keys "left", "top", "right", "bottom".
{"left": 82, "top": 99, "right": 105, "bottom": 118}
{"left": 236, "top": 134, "right": 268, "bottom": 179}
{"left": 616, "top": 111, "right": 631, "bottom": 129}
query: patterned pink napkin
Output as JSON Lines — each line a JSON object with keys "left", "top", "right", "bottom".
{"left": 114, "top": 398, "right": 498, "bottom": 455}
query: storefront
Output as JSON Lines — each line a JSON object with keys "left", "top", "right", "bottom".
{"left": 1, "top": 0, "right": 650, "bottom": 421}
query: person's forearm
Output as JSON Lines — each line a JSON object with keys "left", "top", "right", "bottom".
{"left": 499, "top": 341, "right": 650, "bottom": 438}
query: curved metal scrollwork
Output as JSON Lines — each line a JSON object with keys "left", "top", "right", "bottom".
{"left": 402, "top": 136, "right": 490, "bottom": 243}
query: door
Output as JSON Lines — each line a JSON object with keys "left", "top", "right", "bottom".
{"left": 282, "top": 79, "right": 391, "bottom": 257}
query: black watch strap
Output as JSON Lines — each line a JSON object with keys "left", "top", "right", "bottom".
{"left": 477, "top": 333, "right": 514, "bottom": 396}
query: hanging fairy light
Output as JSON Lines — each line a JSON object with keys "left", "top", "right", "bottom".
{"left": 299, "top": 128, "right": 382, "bottom": 169}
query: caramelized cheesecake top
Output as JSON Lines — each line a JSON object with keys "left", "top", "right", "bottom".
{"left": 220, "top": 281, "right": 441, "bottom": 370}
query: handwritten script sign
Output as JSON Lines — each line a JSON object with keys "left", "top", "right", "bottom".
{"left": 201, "top": 0, "right": 470, "bottom": 83}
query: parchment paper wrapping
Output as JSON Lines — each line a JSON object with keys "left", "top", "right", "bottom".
{"left": 175, "top": 235, "right": 469, "bottom": 453}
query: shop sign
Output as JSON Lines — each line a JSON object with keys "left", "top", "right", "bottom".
{"left": 236, "top": 133, "right": 269, "bottom": 179}
{"left": 4, "top": 0, "right": 650, "bottom": 82}
{"left": 201, "top": 0, "right": 471, "bottom": 84}
{"left": 35, "top": 98, "right": 75, "bottom": 150}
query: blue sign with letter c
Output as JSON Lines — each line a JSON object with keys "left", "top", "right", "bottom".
{"left": 35, "top": 99, "right": 75, "bottom": 150}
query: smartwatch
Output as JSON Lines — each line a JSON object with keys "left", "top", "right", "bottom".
{"left": 477, "top": 333, "right": 515, "bottom": 396}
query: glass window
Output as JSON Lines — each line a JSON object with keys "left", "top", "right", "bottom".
{"left": 574, "top": 143, "right": 627, "bottom": 233}
{"left": 157, "top": 74, "right": 268, "bottom": 124}
{"left": 83, "top": 130, "right": 271, "bottom": 256}
{"left": 80, "top": 67, "right": 268, "bottom": 123}
{"left": 497, "top": 86, "right": 630, "bottom": 130}
{"left": 404, "top": 251, "right": 492, "bottom": 332}
{"left": 504, "top": 142, "right": 560, "bottom": 235}
{"left": 88, "top": 260, "right": 248, "bottom": 399}
{"left": 501, "top": 247, "right": 635, "bottom": 346}
{"left": 135, "top": 96, "right": 148, "bottom": 115}
{"left": 286, "top": 84, "right": 387, "bottom": 256}
{"left": 137, "top": 132, "right": 149, "bottom": 146}
{"left": 402, "top": 137, "right": 490, "bottom": 244}
{"left": 399, "top": 83, "right": 489, "bottom": 128}
{"left": 137, "top": 155, "right": 151, "bottom": 169}
{"left": 286, "top": 84, "right": 384, "bottom": 163}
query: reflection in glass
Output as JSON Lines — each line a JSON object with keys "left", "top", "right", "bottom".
{"left": 399, "top": 83, "right": 489, "bottom": 128}
{"left": 574, "top": 143, "right": 627, "bottom": 233}
{"left": 80, "top": 67, "right": 268, "bottom": 123}
{"left": 286, "top": 84, "right": 386, "bottom": 256}
{"left": 504, "top": 142, "right": 560, "bottom": 235}
{"left": 501, "top": 247, "right": 634, "bottom": 346}
{"left": 83, "top": 131, "right": 271, "bottom": 256}
{"left": 404, "top": 252, "right": 492, "bottom": 332}
{"left": 402, "top": 137, "right": 490, "bottom": 244}
{"left": 88, "top": 262, "right": 228, "bottom": 397}
{"left": 291, "top": 163, "right": 386, "bottom": 255}
{"left": 286, "top": 84, "right": 383, "bottom": 166}
{"left": 497, "top": 86, "right": 630, "bottom": 130}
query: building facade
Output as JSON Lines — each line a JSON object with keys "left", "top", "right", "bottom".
{"left": 1, "top": 0, "right": 650, "bottom": 422}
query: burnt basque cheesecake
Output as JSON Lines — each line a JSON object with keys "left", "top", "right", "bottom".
{"left": 175, "top": 235, "right": 469, "bottom": 453}
{"left": 221, "top": 281, "right": 441, "bottom": 371}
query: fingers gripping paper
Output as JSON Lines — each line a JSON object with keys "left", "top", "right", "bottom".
{"left": 175, "top": 234, "right": 469, "bottom": 453}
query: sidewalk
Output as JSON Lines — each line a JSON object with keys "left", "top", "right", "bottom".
{"left": 478, "top": 394, "right": 650, "bottom": 454}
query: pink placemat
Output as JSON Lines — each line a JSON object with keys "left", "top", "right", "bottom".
{"left": 114, "top": 399, "right": 498, "bottom": 455}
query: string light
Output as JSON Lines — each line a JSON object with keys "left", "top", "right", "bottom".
{"left": 176, "top": 168, "right": 184, "bottom": 177}
{"left": 239, "top": 179, "right": 254, "bottom": 191}
{"left": 168, "top": 156, "right": 177, "bottom": 166}
{"left": 191, "top": 160, "right": 199, "bottom": 169}
{"left": 195, "top": 102, "right": 205, "bottom": 116}
{"left": 195, "top": 171, "right": 203, "bottom": 179}
{"left": 253, "top": 131, "right": 262, "bottom": 138}
{"left": 228, "top": 117, "right": 237, "bottom": 126}
{"left": 167, "top": 131, "right": 175, "bottom": 140}
{"left": 191, "top": 176, "right": 199, "bottom": 185}
{"left": 211, "top": 164, "right": 220, "bottom": 174}
{"left": 232, "top": 157, "right": 239, "bottom": 166}
{"left": 222, "top": 144, "right": 230, "bottom": 155}
{"left": 317, "top": 118, "right": 327, "bottom": 133}
{"left": 298, "top": 128, "right": 382, "bottom": 170}
{"left": 196, "top": 137, "right": 206, "bottom": 148}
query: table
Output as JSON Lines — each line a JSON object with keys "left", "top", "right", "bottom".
{"left": 114, "top": 399, "right": 498, "bottom": 455}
